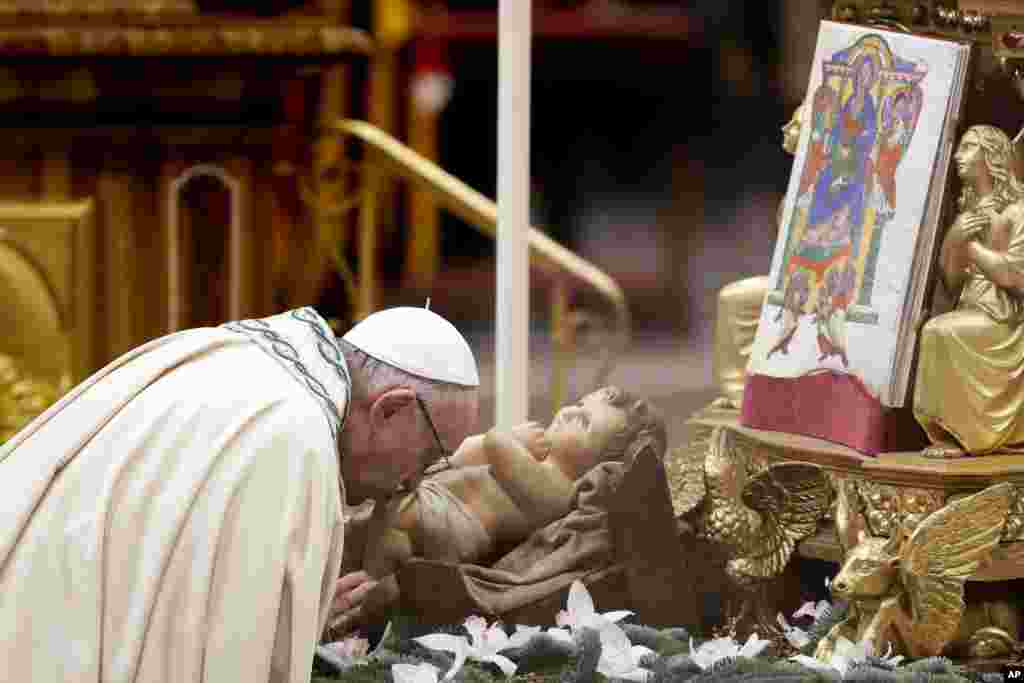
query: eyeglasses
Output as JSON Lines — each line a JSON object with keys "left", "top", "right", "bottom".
{"left": 415, "top": 394, "right": 451, "bottom": 471}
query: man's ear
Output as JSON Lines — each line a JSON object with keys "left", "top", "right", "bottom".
{"left": 369, "top": 388, "right": 416, "bottom": 427}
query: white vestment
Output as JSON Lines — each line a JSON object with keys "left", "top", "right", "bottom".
{"left": 0, "top": 307, "right": 350, "bottom": 683}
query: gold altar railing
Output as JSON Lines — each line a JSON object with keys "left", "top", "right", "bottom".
{"left": 320, "top": 119, "right": 630, "bottom": 414}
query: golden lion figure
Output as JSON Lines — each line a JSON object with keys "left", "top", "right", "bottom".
{"left": 817, "top": 482, "right": 1019, "bottom": 660}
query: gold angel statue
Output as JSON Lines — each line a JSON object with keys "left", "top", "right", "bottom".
{"left": 670, "top": 427, "right": 832, "bottom": 630}
{"left": 712, "top": 99, "right": 808, "bottom": 408}
{"left": 915, "top": 125, "right": 1024, "bottom": 457}
{"left": 817, "top": 482, "right": 1016, "bottom": 660}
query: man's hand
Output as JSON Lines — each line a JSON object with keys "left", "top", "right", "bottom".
{"left": 509, "top": 421, "right": 551, "bottom": 461}
{"left": 328, "top": 570, "right": 378, "bottom": 635}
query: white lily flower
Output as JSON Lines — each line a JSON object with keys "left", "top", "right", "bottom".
{"left": 792, "top": 599, "right": 831, "bottom": 621}
{"left": 323, "top": 635, "right": 370, "bottom": 659}
{"left": 556, "top": 580, "right": 634, "bottom": 631}
{"left": 392, "top": 662, "right": 440, "bottom": 683}
{"left": 789, "top": 653, "right": 835, "bottom": 673}
{"left": 543, "top": 580, "right": 653, "bottom": 679}
{"left": 790, "top": 636, "right": 903, "bottom": 676}
{"left": 547, "top": 579, "right": 634, "bottom": 643}
{"left": 509, "top": 624, "right": 542, "bottom": 648}
{"left": 413, "top": 615, "right": 519, "bottom": 679}
{"left": 689, "top": 633, "right": 771, "bottom": 670}
{"left": 832, "top": 636, "right": 870, "bottom": 676}
{"left": 545, "top": 626, "right": 575, "bottom": 644}
{"left": 778, "top": 597, "right": 832, "bottom": 650}
{"left": 594, "top": 619, "right": 654, "bottom": 682}
{"left": 776, "top": 613, "right": 811, "bottom": 649}
{"left": 320, "top": 621, "right": 392, "bottom": 669}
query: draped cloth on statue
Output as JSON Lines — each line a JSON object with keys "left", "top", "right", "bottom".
{"left": 398, "top": 460, "right": 624, "bottom": 617}
{"left": 415, "top": 479, "right": 493, "bottom": 564}
{"left": 914, "top": 206, "right": 1024, "bottom": 454}
{"left": 0, "top": 307, "right": 350, "bottom": 683}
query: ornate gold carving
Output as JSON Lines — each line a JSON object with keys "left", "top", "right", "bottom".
{"left": 856, "top": 480, "right": 1024, "bottom": 542}
{"left": 856, "top": 480, "right": 947, "bottom": 538}
{"left": 816, "top": 482, "right": 1019, "bottom": 660}
{"left": 0, "top": 1, "right": 196, "bottom": 14}
{"left": 831, "top": 473, "right": 863, "bottom": 550}
{"left": 0, "top": 201, "right": 96, "bottom": 384}
{"left": 1006, "top": 486, "right": 1024, "bottom": 540}
{"left": 0, "top": 354, "right": 60, "bottom": 444}
{"left": 0, "top": 21, "right": 371, "bottom": 58}
{"left": 664, "top": 429, "right": 708, "bottom": 522}
{"left": 670, "top": 423, "right": 833, "bottom": 638}
{"left": 670, "top": 424, "right": 832, "bottom": 580}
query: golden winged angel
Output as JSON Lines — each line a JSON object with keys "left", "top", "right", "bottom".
{"left": 817, "top": 482, "right": 1016, "bottom": 660}
{"left": 667, "top": 428, "right": 832, "bottom": 631}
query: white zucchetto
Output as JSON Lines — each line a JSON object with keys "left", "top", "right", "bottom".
{"left": 343, "top": 307, "right": 480, "bottom": 387}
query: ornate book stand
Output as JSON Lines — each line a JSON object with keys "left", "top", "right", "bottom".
{"left": 666, "top": 2, "right": 1024, "bottom": 661}
{"left": 669, "top": 383, "right": 1024, "bottom": 661}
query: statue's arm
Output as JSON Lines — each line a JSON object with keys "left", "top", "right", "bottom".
{"left": 359, "top": 496, "right": 417, "bottom": 619}
{"left": 968, "top": 240, "right": 1024, "bottom": 295}
{"left": 972, "top": 204, "right": 1024, "bottom": 297}
{"left": 449, "top": 422, "right": 547, "bottom": 468}
{"left": 940, "top": 211, "right": 986, "bottom": 296}
{"left": 448, "top": 434, "right": 487, "bottom": 467}
{"left": 484, "top": 429, "right": 573, "bottom": 527}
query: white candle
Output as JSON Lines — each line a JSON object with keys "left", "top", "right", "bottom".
{"left": 495, "top": 0, "right": 531, "bottom": 428}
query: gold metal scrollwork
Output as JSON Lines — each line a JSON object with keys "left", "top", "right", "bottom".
{"left": 857, "top": 480, "right": 947, "bottom": 538}
{"left": 669, "top": 423, "right": 832, "bottom": 580}
{"left": 0, "top": 354, "right": 59, "bottom": 444}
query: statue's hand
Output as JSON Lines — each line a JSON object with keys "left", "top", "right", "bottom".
{"left": 955, "top": 210, "right": 990, "bottom": 241}
{"left": 509, "top": 421, "right": 551, "bottom": 461}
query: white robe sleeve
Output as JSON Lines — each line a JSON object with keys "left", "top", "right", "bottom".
{"left": 195, "top": 407, "right": 346, "bottom": 683}
{"left": 0, "top": 333, "right": 346, "bottom": 683}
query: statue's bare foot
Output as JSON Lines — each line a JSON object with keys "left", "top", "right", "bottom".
{"left": 921, "top": 441, "right": 966, "bottom": 459}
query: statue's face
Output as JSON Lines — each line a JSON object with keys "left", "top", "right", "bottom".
{"left": 830, "top": 537, "right": 897, "bottom": 599}
{"left": 955, "top": 131, "right": 986, "bottom": 185}
{"left": 781, "top": 101, "right": 806, "bottom": 155}
{"left": 545, "top": 387, "right": 629, "bottom": 477}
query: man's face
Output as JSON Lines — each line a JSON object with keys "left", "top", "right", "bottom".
{"left": 545, "top": 386, "right": 629, "bottom": 478}
{"left": 344, "top": 388, "right": 479, "bottom": 502}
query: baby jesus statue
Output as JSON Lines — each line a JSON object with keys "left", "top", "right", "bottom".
{"left": 333, "top": 385, "right": 665, "bottom": 633}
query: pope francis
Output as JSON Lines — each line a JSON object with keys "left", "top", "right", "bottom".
{"left": 0, "top": 305, "right": 480, "bottom": 682}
